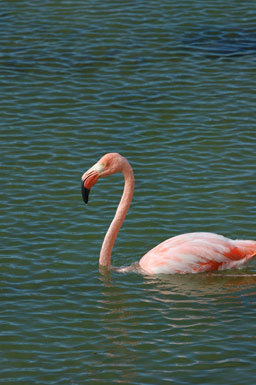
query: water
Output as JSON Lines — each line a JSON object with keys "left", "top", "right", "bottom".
{"left": 1, "top": 1, "right": 256, "bottom": 384}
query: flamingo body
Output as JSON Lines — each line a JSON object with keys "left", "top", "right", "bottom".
{"left": 81, "top": 153, "right": 256, "bottom": 275}
{"left": 139, "top": 232, "right": 256, "bottom": 274}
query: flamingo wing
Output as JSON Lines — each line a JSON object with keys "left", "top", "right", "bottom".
{"left": 139, "top": 232, "right": 256, "bottom": 274}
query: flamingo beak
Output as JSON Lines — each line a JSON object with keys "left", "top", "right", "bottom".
{"left": 81, "top": 162, "right": 104, "bottom": 205}
{"left": 81, "top": 181, "right": 90, "bottom": 204}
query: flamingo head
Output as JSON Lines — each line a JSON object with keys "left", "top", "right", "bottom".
{"left": 81, "top": 153, "right": 124, "bottom": 204}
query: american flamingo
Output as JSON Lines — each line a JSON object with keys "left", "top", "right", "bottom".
{"left": 81, "top": 153, "right": 256, "bottom": 274}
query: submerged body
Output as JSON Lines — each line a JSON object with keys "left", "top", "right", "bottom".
{"left": 81, "top": 153, "right": 256, "bottom": 275}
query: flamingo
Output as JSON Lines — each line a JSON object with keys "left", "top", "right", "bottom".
{"left": 81, "top": 153, "right": 256, "bottom": 274}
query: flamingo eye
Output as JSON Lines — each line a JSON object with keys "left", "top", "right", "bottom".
{"left": 99, "top": 162, "right": 107, "bottom": 170}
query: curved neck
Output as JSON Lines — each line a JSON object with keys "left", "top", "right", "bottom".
{"left": 99, "top": 161, "right": 134, "bottom": 267}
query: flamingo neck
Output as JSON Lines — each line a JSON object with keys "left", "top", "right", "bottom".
{"left": 99, "top": 160, "right": 134, "bottom": 267}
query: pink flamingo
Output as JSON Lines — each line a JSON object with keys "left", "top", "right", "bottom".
{"left": 81, "top": 153, "right": 256, "bottom": 274}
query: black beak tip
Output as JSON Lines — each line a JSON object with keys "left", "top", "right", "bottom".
{"left": 81, "top": 181, "right": 90, "bottom": 204}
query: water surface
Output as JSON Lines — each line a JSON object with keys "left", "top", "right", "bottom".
{"left": 1, "top": 1, "right": 256, "bottom": 384}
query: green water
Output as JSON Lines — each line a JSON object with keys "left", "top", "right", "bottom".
{"left": 1, "top": 1, "right": 256, "bottom": 384}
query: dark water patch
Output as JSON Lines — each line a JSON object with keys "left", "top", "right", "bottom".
{"left": 182, "top": 27, "right": 256, "bottom": 58}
